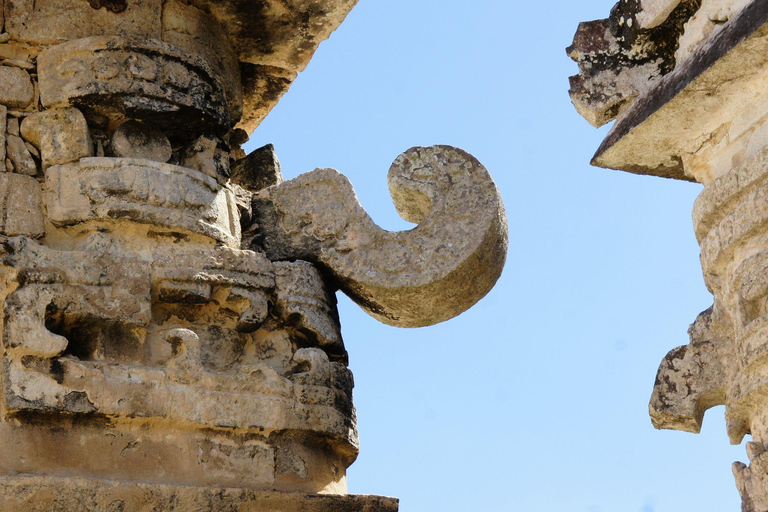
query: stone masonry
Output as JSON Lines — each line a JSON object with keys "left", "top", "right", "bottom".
{"left": 0, "top": 1, "right": 509, "bottom": 510}
{"left": 570, "top": 1, "right": 768, "bottom": 510}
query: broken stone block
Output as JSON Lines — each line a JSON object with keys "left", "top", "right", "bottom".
{"left": 0, "top": 173, "right": 44, "bottom": 236}
{"left": 230, "top": 143, "right": 283, "bottom": 192}
{"left": 0, "top": 66, "right": 34, "bottom": 109}
{"left": 6, "top": 133, "right": 37, "bottom": 175}
{"left": 21, "top": 107, "right": 93, "bottom": 170}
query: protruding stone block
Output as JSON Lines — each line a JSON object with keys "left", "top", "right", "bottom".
{"left": 21, "top": 107, "right": 93, "bottom": 170}
{"left": 255, "top": 145, "right": 508, "bottom": 328}
{"left": 231, "top": 142, "right": 283, "bottom": 192}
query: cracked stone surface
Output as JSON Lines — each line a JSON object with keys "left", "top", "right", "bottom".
{"left": 0, "top": 1, "right": 508, "bottom": 509}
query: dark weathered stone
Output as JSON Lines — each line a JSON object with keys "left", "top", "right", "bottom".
{"left": 230, "top": 142, "right": 283, "bottom": 192}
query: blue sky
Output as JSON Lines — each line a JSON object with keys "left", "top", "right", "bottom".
{"left": 246, "top": 1, "right": 743, "bottom": 510}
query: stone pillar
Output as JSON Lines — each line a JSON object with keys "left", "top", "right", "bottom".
{"left": 0, "top": 1, "right": 509, "bottom": 510}
{"left": 569, "top": 1, "right": 768, "bottom": 510}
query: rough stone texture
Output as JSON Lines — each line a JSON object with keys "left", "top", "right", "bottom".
{"left": 274, "top": 261, "right": 345, "bottom": 361}
{"left": 0, "top": 476, "right": 399, "bottom": 512}
{"left": 571, "top": 1, "right": 768, "bottom": 509}
{"left": 253, "top": 145, "right": 508, "bottom": 328}
{"left": 0, "top": 65, "right": 34, "bottom": 109}
{"left": 6, "top": 0, "right": 163, "bottom": 45}
{"left": 231, "top": 142, "right": 283, "bottom": 192}
{"left": 45, "top": 157, "right": 242, "bottom": 247}
{"left": 21, "top": 107, "right": 93, "bottom": 170}
{"left": 0, "top": 1, "right": 509, "bottom": 508}
{"left": 37, "top": 36, "right": 231, "bottom": 141}
{"left": 0, "top": 105, "right": 7, "bottom": 166}
{"left": 5, "top": 133, "right": 35, "bottom": 175}
{"left": 108, "top": 119, "right": 171, "bottom": 162}
{"left": 162, "top": 0, "right": 243, "bottom": 124}
{"left": 566, "top": 0, "right": 700, "bottom": 128}
{"left": 0, "top": 174, "right": 44, "bottom": 237}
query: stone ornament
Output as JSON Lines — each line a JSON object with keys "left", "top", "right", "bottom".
{"left": 256, "top": 145, "right": 508, "bottom": 327}
{"left": 0, "top": 0, "right": 507, "bottom": 510}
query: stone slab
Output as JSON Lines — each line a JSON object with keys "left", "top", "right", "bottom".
{"left": 0, "top": 475, "right": 399, "bottom": 511}
{"left": 591, "top": 0, "right": 768, "bottom": 180}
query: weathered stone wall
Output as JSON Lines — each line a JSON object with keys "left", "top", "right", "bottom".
{"left": 0, "top": 1, "right": 508, "bottom": 509}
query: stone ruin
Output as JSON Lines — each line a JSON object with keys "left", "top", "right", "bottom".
{"left": 569, "top": 0, "right": 768, "bottom": 510}
{"left": 0, "top": 1, "right": 509, "bottom": 510}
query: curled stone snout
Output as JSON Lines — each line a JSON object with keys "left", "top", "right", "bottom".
{"left": 253, "top": 145, "right": 508, "bottom": 327}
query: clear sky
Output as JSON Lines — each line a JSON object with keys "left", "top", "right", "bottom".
{"left": 245, "top": 1, "right": 744, "bottom": 510}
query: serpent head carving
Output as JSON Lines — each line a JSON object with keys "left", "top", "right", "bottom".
{"left": 254, "top": 145, "right": 508, "bottom": 327}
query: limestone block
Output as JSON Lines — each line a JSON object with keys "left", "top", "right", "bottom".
{"left": 45, "top": 157, "right": 241, "bottom": 247}
{"left": 0, "top": 173, "right": 44, "bottom": 237}
{"left": 231, "top": 142, "right": 283, "bottom": 192}
{"left": 0, "top": 105, "right": 7, "bottom": 165}
{"left": 21, "top": 107, "right": 93, "bottom": 170}
{"left": 5, "top": 0, "right": 162, "bottom": 45}
{"left": 162, "top": 0, "right": 243, "bottom": 124}
{"left": 291, "top": 348, "right": 332, "bottom": 387}
{"left": 0, "top": 65, "right": 34, "bottom": 109}
{"left": 37, "top": 36, "right": 229, "bottom": 140}
{"left": 238, "top": 63, "right": 297, "bottom": 134}
{"left": 0, "top": 417, "right": 351, "bottom": 492}
{"left": 6, "top": 116, "right": 18, "bottom": 136}
{"left": 254, "top": 145, "right": 508, "bottom": 327}
{"left": 6, "top": 133, "right": 37, "bottom": 175}
{"left": 274, "top": 260, "right": 344, "bottom": 359}
{"left": 0, "top": 476, "right": 399, "bottom": 511}
{"left": 188, "top": 0, "right": 359, "bottom": 72}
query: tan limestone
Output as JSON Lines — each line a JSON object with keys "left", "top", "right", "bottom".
{"left": 0, "top": 1, "right": 508, "bottom": 509}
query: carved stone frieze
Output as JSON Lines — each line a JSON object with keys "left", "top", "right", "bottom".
{"left": 45, "top": 157, "right": 241, "bottom": 247}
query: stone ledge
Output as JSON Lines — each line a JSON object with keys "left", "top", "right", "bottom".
{"left": 0, "top": 475, "right": 399, "bottom": 511}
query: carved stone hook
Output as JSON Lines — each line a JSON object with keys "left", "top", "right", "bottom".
{"left": 253, "top": 145, "right": 508, "bottom": 327}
